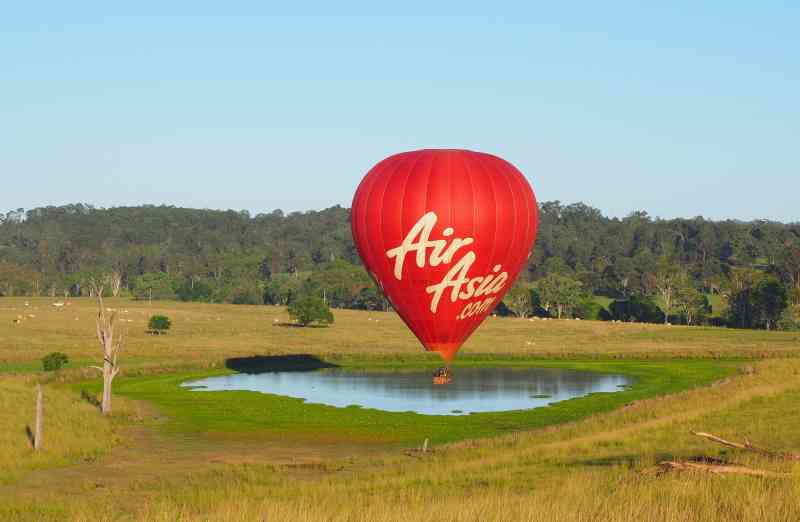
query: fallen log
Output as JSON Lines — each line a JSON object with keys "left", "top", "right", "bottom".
{"left": 658, "top": 460, "right": 790, "bottom": 478}
{"left": 692, "top": 431, "right": 800, "bottom": 461}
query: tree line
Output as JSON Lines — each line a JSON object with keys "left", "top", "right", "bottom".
{"left": 0, "top": 202, "right": 798, "bottom": 330}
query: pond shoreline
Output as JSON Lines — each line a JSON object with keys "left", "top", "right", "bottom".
{"left": 75, "top": 357, "right": 738, "bottom": 446}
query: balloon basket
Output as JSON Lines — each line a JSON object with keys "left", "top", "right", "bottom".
{"left": 432, "top": 367, "right": 453, "bottom": 385}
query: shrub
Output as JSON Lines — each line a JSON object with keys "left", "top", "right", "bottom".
{"left": 148, "top": 314, "right": 172, "bottom": 333}
{"left": 42, "top": 352, "right": 69, "bottom": 372}
{"left": 288, "top": 296, "right": 334, "bottom": 326}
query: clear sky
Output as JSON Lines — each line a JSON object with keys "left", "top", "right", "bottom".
{"left": 2, "top": 2, "right": 798, "bottom": 221}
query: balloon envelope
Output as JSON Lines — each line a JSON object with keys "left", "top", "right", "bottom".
{"left": 351, "top": 149, "right": 538, "bottom": 361}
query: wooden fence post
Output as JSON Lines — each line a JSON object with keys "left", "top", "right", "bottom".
{"left": 34, "top": 384, "right": 43, "bottom": 451}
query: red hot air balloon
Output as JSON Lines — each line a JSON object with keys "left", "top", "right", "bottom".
{"left": 351, "top": 149, "right": 539, "bottom": 362}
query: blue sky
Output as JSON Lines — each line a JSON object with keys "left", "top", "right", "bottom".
{"left": 2, "top": 2, "right": 798, "bottom": 221}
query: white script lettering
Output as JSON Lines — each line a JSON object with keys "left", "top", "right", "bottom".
{"left": 385, "top": 212, "right": 509, "bottom": 315}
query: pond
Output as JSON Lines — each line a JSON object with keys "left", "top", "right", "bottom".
{"left": 182, "top": 367, "right": 634, "bottom": 416}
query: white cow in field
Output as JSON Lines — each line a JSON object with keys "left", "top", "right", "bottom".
{"left": 52, "top": 302, "right": 65, "bottom": 308}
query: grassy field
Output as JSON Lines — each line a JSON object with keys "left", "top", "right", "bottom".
{"left": 1, "top": 297, "right": 799, "bottom": 521}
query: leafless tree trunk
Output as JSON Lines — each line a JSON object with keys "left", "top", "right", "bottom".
{"left": 89, "top": 287, "right": 123, "bottom": 415}
{"left": 107, "top": 271, "right": 123, "bottom": 297}
{"left": 649, "top": 263, "right": 685, "bottom": 325}
{"left": 34, "top": 384, "right": 43, "bottom": 450}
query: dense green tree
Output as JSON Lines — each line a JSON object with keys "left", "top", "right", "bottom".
{"left": 777, "top": 305, "right": 800, "bottom": 331}
{"left": 752, "top": 278, "right": 788, "bottom": 330}
{"left": 536, "top": 274, "right": 583, "bottom": 319}
{"left": 1, "top": 203, "right": 798, "bottom": 331}
{"left": 503, "top": 283, "right": 535, "bottom": 318}
{"left": 644, "top": 259, "right": 686, "bottom": 324}
{"left": 288, "top": 296, "right": 334, "bottom": 326}
{"left": 175, "top": 278, "right": 213, "bottom": 302}
{"left": 674, "top": 284, "right": 710, "bottom": 325}
{"left": 352, "top": 287, "right": 386, "bottom": 311}
{"left": 777, "top": 245, "right": 800, "bottom": 305}
{"left": 131, "top": 272, "right": 175, "bottom": 301}
{"left": 264, "top": 273, "right": 305, "bottom": 305}
{"left": 609, "top": 296, "right": 665, "bottom": 323}
{"left": 573, "top": 298, "right": 606, "bottom": 320}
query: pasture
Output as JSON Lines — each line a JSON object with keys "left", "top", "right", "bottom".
{"left": 1, "top": 297, "right": 799, "bottom": 521}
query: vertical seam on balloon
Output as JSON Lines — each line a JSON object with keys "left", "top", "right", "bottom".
{"left": 353, "top": 171, "right": 372, "bottom": 275}
{"left": 448, "top": 152, "right": 472, "bottom": 347}
{"left": 417, "top": 150, "right": 437, "bottom": 347}
{"left": 354, "top": 171, "right": 378, "bottom": 276}
{"left": 400, "top": 153, "right": 431, "bottom": 351}
{"left": 396, "top": 152, "right": 424, "bottom": 335}
{"left": 476, "top": 152, "right": 500, "bottom": 292}
{"left": 364, "top": 158, "right": 400, "bottom": 294}
{"left": 466, "top": 154, "right": 485, "bottom": 337}
{"left": 445, "top": 150, "right": 458, "bottom": 346}
{"left": 358, "top": 160, "right": 391, "bottom": 282}
{"left": 521, "top": 169, "right": 537, "bottom": 277}
{"left": 501, "top": 159, "right": 523, "bottom": 289}
{"left": 520, "top": 169, "right": 537, "bottom": 275}
{"left": 479, "top": 154, "right": 518, "bottom": 313}
{"left": 465, "top": 151, "right": 478, "bottom": 328}
{"left": 502, "top": 159, "right": 530, "bottom": 284}
{"left": 376, "top": 154, "right": 417, "bottom": 338}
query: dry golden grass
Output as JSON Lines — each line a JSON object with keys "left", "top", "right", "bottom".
{"left": 2, "top": 297, "right": 800, "bottom": 521}
{"left": 1, "top": 298, "right": 798, "bottom": 372}
{"left": 0, "top": 374, "right": 139, "bottom": 484}
{"left": 10, "top": 358, "right": 800, "bottom": 521}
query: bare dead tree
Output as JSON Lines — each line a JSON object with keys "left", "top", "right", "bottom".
{"left": 108, "top": 271, "right": 123, "bottom": 297}
{"left": 692, "top": 431, "right": 800, "bottom": 461}
{"left": 645, "top": 260, "right": 686, "bottom": 324}
{"left": 90, "top": 287, "right": 123, "bottom": 415}
{"left": 656, "top": 460, "right": 788, "bottom": 478}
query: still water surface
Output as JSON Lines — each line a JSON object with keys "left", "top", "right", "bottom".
{"left": 183, "top": 367, "right": 633, "bottom": 416}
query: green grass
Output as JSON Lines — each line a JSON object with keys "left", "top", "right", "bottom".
{"left": 76, "top": 358, "right": 736, "bottom": 446}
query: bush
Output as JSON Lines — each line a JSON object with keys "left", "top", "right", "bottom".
{"left": 42, "top": 352, "right": 69, "bottom": 371}
{"left": 288, "top": 296, "right": 334, "bottom": 326}
{"left": 148, "top": 314, "right": 172, "bottom": 333}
